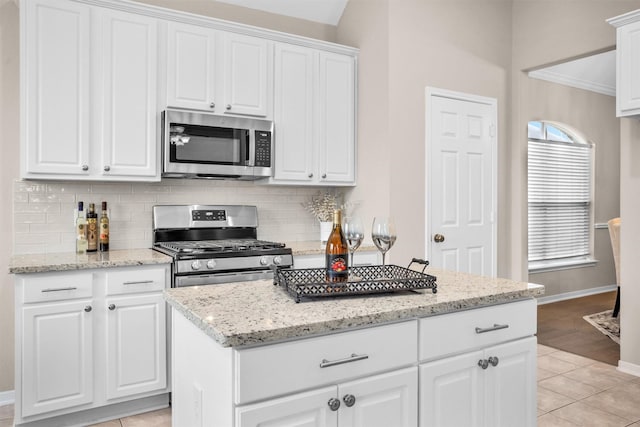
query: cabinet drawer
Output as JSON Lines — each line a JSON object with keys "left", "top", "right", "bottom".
{"left": 234, "top": 320, "right": 417, "bottom": 404}
{"left": 22, "top": 272, "right": 93, "bottom": 303}
{"left": 105, "top": 266, "right": 167, "bottom": 295}
{"left": 419, "top": 299, "right": 536, "bottom": 362}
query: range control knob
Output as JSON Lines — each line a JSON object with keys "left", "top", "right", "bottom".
{"left": 259, "top": 256, "right": 270, "bottom": 266}
{"left": 206, "top": 259, "right": 217, "bottom": 270}
{"left": 191, "top": 260, "right": 202, "bottom": 271}
{"left": 273, "top": 256, "right": 283, "bottom": 265}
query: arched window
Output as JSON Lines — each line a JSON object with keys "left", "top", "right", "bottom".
{"left": 528, "top": 121, "right": 594, "bottom": 271}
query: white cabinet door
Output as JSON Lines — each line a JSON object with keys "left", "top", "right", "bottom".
{"left": 419, "top": 350, "right": 484, "bottom": 427}
{"left": 419, "top": 337, "right": 536, "bottom": 427}
{"left": 339, "top": 367, "right": 417, "bottom": 427}
{"left": 484, "top": 337, "right": 536, "bottom": 427}
{"left": 166, "top": 22, "right": 217, "bottom": 111}
{"left": 273, "top": 42, "right": 316, "bottom": 182}
{"left": 97, "top": 9, "right": 158, "bottom": 179}
{"left": 21, "top": 0, "right": 91, "bottom": 177}
{"left": 105, "top": 293, "right": 167, "bottom": 400}
{"left": 236, "top": 386, "right": 337, "bottom": 427}
{"left": 617, "top": 20, "right": 640, "bottom": 116}
{"left": 222, "top": 33, "right": 272, "bottom": 118}
{"left": 22, "top": 300, "right": 94, "bottom": 417}
{"left": 317, "top": 52, "right": 356, "bottom": 184}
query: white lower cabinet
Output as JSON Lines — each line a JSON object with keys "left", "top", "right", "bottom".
{"left": 171, "top": 298, "right": 537, "bottom": 427}
{"left": 237, "top": 367, "right": 417, "bottom": 427}
{"left": 14, "top": 265, "right": 170, "bottom": 426}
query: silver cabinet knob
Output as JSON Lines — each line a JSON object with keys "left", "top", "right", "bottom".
{"left": 82, "top": 165, "right": 89, "bottom": 171}
{"left": 84, "top": 305, "right": 92, "bottom": 312}
{"left": 226, "top": 104, "right": 231, "bottom": 110}
{"left": 478, "top": 359, "right": 489, "bottom": 370}
{"left": 108, "top": 304, "right": 116, "bottom": 311}
{"left": 328, "top": 398, "right": 341, "bottom": 411}
{"left": 104, "top": 165, "right": 111, "bottom": 172}
{"left": 488, "top": 356, "right": 499, "bottom": 367}
{"left": 343, "top": 394, "right": 356, "bottom": 407}
{"left": 322, "top": 173, "right": 327, "bottom": 179}
{"left": 308, "top": 173, "right": 313, "bottom": 178}
{"left": 209, "top": 102, "right": 215, "bottom": 109}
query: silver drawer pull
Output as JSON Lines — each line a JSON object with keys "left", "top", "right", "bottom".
{"left": 122, "top": 280, "right": 154, "bottom": 286}
{"left": 320, "top": 353, "right": 369, "bottom": 368}
{"left": 42, "top": 287, "right": 77, "bottom": 293}
{"left": 475, "top": 323, "right": 509, "bottom": 334}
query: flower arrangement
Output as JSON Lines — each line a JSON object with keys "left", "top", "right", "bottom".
{"left": 302, "top": 192, "right": 340, "bottom": 222}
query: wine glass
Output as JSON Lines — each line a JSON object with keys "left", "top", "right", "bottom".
{"left": 372, "top": 217, "right": 397, "bottom": 267}
{"left": 343, "top": 216, "right": 364, "bottom": 276}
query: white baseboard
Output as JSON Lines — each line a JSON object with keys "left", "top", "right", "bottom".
{"left": 0, "top": 389, "right": 14, "bottom": 406}
{"left": 536, "top": 284, "right": 617, "bottom": 305}
{"left": 618, "top": 360, "right": 640, "bottom": 377}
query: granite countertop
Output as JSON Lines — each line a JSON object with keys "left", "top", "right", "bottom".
{"left": 287, "top": 240, "right": 378, "bottom": 255}
{"left": 164, "top": 268, "right": 544, "bottom": 348}
{"left": 9, "top": 249, "right": 173, "bottom": 274}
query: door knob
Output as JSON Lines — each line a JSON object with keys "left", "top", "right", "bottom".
{"left": 434, "top": 234, "right": 445, "bottom": 243}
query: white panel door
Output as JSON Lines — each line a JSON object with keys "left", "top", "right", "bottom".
{"left": 484, "top": 337, "right": 537, "bottom": 427}
{"left": 22, "top": 0, "right": 91, "bottom": 177}
{"left": 235, "top": 386, "right": 337, "bottom": 427}
{"left": 166, "top": 22, "right": 217, "bottom": 111}
{"left": 105, "top": 293, "right": 167, "bottom": 400}
{"left": 97, "top": 9, "right": 158, "bottom": 178}
{"left": 427, "top": 90, "right": 496, "bottom": 276}
{"left": 318, "top": 52, "right": 356, "bottom": 184}
{"left": 339, "top": 367, "right": 417, "bottom": 427}
{"left": 419, "top": 350, "right": 485, "bottom": 427}
{"left": 22, "top": 300, "right": 94, "bottom": 417}
{"left": 222, "top": 33, "right": 271, "bottom": 117}
{"left": 273, "top": 43, "right": 316, "bottom": 182}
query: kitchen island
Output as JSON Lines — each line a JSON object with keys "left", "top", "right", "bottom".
{"left": 165, "top": 268, "right": 543, "bottom": 427}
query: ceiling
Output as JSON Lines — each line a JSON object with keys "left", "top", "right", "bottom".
{"left": 528, "top": 50, "right": 616, "bottom": 97}
{"left": 214, "top": 1, "right": 614, "bottom": 97}
{"left": 216, "top": 0, "right": 349, "bottom": 25}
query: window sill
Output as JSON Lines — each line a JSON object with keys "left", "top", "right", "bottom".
{"left": 529, "top": 258, "right": 598, "bottom": 274}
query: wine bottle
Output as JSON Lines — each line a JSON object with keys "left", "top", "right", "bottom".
{"left": 99, "top": 201, "right": 109, "bottom": 252}
{"left": 86, "top": 203, "right": 98, "bottom": 253}
{"left": 76, "top": 202, "right": 88, "bottom": 254}
{"left": 325, "top": 209, "right": 349, "bottom": 283}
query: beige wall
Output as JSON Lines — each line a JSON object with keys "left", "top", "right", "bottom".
{"left": 620, "top": 119, "right": 640, "bottom": 369}
{"left": 527, "top": 79, "right": 620, "bottom": 296}
{"left": 0, "top": 0, "right": 19, "bottom": 396}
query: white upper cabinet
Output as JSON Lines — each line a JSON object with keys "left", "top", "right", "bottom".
{"left": 165, "top": 24, "right": 272, "bottom": 118}
{"left": 166, "top": 22, "right": 217, "bottom": 111}
{"left": 21, "top": 0, "right": 160, "bottom": 181}
{"left": 21, "top": 0, "right": 91, "bottom": 177}
{"left": 609, "top": 10, "right": 640, "bottom": 117}
{"left": 269, "top": 43, "right": 356, "bottom": 186}
{"left": 97, "top": 9, "right": 158, "bottom": 179}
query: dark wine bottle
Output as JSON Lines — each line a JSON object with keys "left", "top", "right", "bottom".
{"left": 86, "top": 203, "right": 98, "bottom": 253}
{"left": 99, "top": 201, "right": 109, "bottom": 252}
{"left": 325, "top": 209, "right": 349, "bottom": 283}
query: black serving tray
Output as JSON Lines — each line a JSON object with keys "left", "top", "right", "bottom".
{"left": 273, "top": 258, "right": 437, "bottom": 303}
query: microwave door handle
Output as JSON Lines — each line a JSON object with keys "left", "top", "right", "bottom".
{"left": 247, "top": 130, "right": 255, "bottom": 166}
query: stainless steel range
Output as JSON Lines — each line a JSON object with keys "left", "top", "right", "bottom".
{"left": 152, "top": 205, "right": 293, "bottom": 287}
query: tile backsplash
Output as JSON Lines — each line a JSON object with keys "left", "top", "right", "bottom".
{"left": 13, "top": 179, "right": 341, "bottom": 254}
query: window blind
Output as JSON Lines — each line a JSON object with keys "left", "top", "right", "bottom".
{"left": 528, "top": 139, "right": 592, "bottom": 263}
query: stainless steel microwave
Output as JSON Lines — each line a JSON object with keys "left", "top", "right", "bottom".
{"left": 161, "top": 109, "right": 273, "bottom": 180}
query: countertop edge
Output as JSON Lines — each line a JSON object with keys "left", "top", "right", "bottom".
{"left": 164, "top": 286, "right": 544, "bottom": 349}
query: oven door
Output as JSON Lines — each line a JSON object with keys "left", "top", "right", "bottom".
{"left": 174, "top": 270, "right": 275, "bottom": 287}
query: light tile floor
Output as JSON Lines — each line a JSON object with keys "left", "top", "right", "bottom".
{"left": 0, "top": 345, "right": 638, "bottom": 426}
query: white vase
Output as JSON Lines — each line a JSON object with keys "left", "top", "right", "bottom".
{"left": 319, "top": 221, "right": 333, "bottom": 245}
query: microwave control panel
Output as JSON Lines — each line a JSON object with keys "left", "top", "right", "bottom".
{"left": 254, "top": 131, "right": 272, "bottom": 167}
